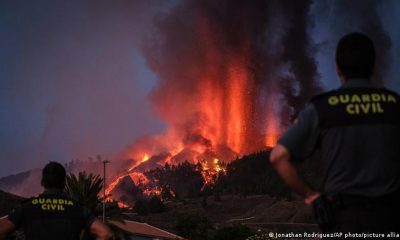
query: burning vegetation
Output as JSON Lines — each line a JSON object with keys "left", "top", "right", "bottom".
{"left": 106, "top": 150, "right": 322, "bottom": 210}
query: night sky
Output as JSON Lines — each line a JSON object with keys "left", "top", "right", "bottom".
{"left": 1, "top": 0, "right": 400, "bottom": 177}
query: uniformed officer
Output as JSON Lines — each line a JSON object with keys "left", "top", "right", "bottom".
{"left": 270, "top": 32, "right": 400, "bottom": 233}
{"left": 0, "top": 162, "right": 114, "bottom": 239}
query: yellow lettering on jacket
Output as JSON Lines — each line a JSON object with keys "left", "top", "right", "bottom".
{"left": 328, "top": 93, "right": 396, "bottom": 115}
{"left": 351, "top": 95, "right": 362, "bottom": 103}
{"left": 328, "top": 96, "right": 339, "bottom": 105}
{"left": 339, "top": 95, "right": 349, "bottom": 103}
{"left": 388, "top": 95, "right": 397, "bottom": 103}
{"left": 36, "top": 198, "right": 71, "bottom": 211}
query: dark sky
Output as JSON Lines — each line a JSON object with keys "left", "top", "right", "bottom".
{"left": 0, "top": 0, "right": 175, "bottom": 176}
{"left": 1, "top": 0, "right": 400, "bottom": 177}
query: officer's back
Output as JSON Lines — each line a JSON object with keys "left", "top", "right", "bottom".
{"left": 0, "top": 162, "right": 113, "bottom": 240}
{"left": 270, "top": 32, "right": 400, "bottom": 234}
{"left": 311, "top": 85, "right": 400, "bottom": 197}
{"left": 15, "top": 190, "right": 91, "bottom": 239}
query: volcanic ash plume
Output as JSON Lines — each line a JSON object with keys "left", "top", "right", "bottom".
{"left": 118, "top": 0, "right": 321, "bottom": 179}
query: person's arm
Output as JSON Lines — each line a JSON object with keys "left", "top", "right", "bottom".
{"left": 1, "top": 204, "right": 23, "bottom": 239}
{"left": 0, "top": 217, "right": 16, "bottom": 238}
{"left": 269, "top": 104, "right": 321, "bottom": 205}
{"left": 89, "top": 219, "right": 114, "bottom": 240}
{"left": 270, "top": 144, "right": 320, "bottom": 205}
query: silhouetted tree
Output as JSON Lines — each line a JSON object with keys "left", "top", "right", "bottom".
{"left": 175, "top": 213, "right": 213, "bottom": 240}
{"left": 133, "top": 196, "right": 165, "bottom": 215}
{"left": 215, "top": 151, "right": 292, "bottom": 198}
{"left": 65, "top": 172, "right": 125, "bottom": 240}
{"left": 145, "top": 161, "right": 204, "bottom": 199}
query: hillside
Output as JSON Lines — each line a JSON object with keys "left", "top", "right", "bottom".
{"left": 0, "top": 158, "right": 134, "bottom": 197}
{"left": 131, "top": 194, "right": 318, "bottom": 236}
{"left": 0, "top": 169, "right": 42, "bottom": 197}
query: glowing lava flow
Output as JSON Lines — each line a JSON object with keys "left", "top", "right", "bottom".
{"left": 141, "top": 154, "right": 149, "bottom": 163}
{"left": 105, "top": 175, "right": 126, "bottom": 200}
{"left": 117, "top": 202, "right": 130, "bottom": 209}
{"left": 105, "top": 155, "right": 165, "bottom": 205}
{"left": 128, "top": 153, "right": 151, "bottom": 172}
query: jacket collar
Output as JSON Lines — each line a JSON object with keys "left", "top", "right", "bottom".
{"left": 340, "top": 78, "right": 374, "bottom": 89}
{"left": 42, "top": 188, "right": 66, "bottom": 196}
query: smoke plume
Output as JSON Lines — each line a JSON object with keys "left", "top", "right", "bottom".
{"left": 123, "top": 0, "right": 322, "bottom": 165}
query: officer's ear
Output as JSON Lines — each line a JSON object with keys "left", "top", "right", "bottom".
{"left": 40, "top": 178, "right": 44, "bottom": 188}
{"left": 336, "top": 64, "right": 346, "bottom": 83}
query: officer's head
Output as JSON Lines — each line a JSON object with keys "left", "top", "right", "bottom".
{"left": 336, "top": 32, "right": 375, "bottom": 81}
{"left": 41, "top": 162, "right": 66, "bottom": 190}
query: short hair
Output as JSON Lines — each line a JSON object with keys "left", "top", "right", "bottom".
{"left": 41, "top": 162, "right": 66, "bottom": 189}
{"left": 335, "top": 32, "right": 375, "bottom": 79}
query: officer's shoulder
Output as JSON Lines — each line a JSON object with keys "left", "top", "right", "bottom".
{"left": 379, "top": 87, "right": 400, "bottom": 97}
{"left": 310, "top": 90, "right": 339, "bottom": 102}
{"left": 18, "top": 196, "right": 38, "bottom": 206}
{"left": 20, "top": 198, "right": 32, "bottom": 205}
{"left": 25, "top": 194, "right": 42, "bottom": 202}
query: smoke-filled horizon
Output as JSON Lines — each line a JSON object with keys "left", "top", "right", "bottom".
{"left": 1, "top": 0, "right": 400, "bottom": 178}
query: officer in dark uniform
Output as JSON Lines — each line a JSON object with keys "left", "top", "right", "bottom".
{"left": 270, "top": 32, "right": 400, "bottom": 233}
{"left": 0, "top": 162, "right": 113, "bottom": 239}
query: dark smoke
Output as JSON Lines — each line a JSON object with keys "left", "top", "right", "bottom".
{"left": 278, "top": 0, "right": 322, "bottom": 122}
{"left": 332, "top": 0, "right": 392, "bottom": 86}
{"left": 143, "top": 0, "right": 321, "bottom": 136}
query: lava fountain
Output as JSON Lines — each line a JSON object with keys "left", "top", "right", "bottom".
{"left": 106, "top": 0, "right": 321, "bottom": 204}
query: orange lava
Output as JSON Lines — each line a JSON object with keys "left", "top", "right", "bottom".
{"left": 200, "top": 157, "right": 226, "bottom": 189}
{"left": 105, "top": 175, "right": 126, "bottom": 198}
{"left": 141, "top": 154, "right": 150, "bottom": 163}
{"left": 117, "top": 201, "right": 130, "bottom": 209}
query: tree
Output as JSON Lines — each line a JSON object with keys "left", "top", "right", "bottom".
{"left": 65, "top": 172, "right": 125, "bottom": 240}
{"left": 175, "top": 212, "right": 213, "bottom": 240}
{"left": 215, "top": 151, "right": 293, "bottom": 198}
{"left": 65, "top": 172, "right": 103, "bottom": 212}
{"left": 145, "top": 161, "right": 204, "bottom": 199}
{"left": 133, "top": 196, "right": 165, "bottom": 215}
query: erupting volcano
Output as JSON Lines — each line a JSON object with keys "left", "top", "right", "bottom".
{"left": 106, "top": 0, "right": 321, "bottom": 205}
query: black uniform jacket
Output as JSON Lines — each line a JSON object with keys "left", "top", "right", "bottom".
{"left": 7, "top": 189, "right": 95, "bottom": 240}
{"left": 279, "top": 79, "right": 400, "bottom": 197}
